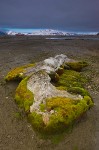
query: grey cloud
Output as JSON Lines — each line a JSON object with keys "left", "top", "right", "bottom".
{"left": 0, "top": 0, "right": 99, "bottom": 31}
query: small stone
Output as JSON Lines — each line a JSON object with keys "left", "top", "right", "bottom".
{"left": 88, "top": 86, "right": 91, "bottom": 89}
{"left": 50, "top": 110, "right": 54, "bottom": 114}
{"left": 27, "top": 124, "right": 31, "bottom": 128}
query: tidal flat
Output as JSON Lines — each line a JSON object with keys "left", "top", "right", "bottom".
{"left": 0, "top": 35, "right": 99, "bottom": 150}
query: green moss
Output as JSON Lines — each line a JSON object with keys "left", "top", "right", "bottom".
{"left": 83, "top": 96, "right": 94, "bottom": 108}
{"left": 5, "top": 59, "right": 94, "bottom": 135}
{"left": 28, "top": 112, "right": 44, "bottom": 131}
{"left": 67, "top": 87, "right": 90, "bottom": 97}
{"left": 55, "top": 70, "right": 87, "bottom": 90}
{"left": 5, "top": 63, "right": 35, "bottom": 81}
{"left": 44, "top": 96, "right": 93, "bottom": 133}
{"left": 15, "top": 77, "right": 34, "bottom": 112}
{"left": 40, "top": 103, "right": 46, "bottom": 112}
{"left": 26, "top": 68, "right": 93, "bottom": 134}
{"left": 56, "top": 86, "right": 67, "bottom": 91}
{"left": 66, "top": 61, "right": 88, "bottom": 71}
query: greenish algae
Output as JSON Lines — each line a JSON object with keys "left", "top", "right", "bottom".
{"left": 66, "top": 61, "right": 88, "bottom": 71}
{"left": 5, "top": 63, "right": 35, "bottom": 81}
{"left": 15, "top": 77, "right": 34, "bottom": 112}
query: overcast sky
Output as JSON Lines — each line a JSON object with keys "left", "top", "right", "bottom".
{"left": 0, "top": 0, "right": 99, "bottom": 31}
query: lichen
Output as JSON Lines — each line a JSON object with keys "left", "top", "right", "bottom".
{"left": 5, "top": 63, "right": 35, "bottom": 81}
{"left": 15, "top": 77, "right": 34, "bottom": 112}
{"left": 65, "top": 61, "right": 88, "bottom": 71}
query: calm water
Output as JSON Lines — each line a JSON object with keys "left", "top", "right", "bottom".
{"left": 46, "top": 37, "right": 99, "bottom": 40}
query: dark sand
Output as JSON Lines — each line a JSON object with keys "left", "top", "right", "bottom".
{"left": 0, "top": 36, "right": 99, "bottom": 150}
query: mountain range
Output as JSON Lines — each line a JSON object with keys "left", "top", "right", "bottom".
{"left": 0, "top": 29, "right": 98, "bottom": 36}
{"left": 7, "top": 29, "right": 75, "bottom": 36}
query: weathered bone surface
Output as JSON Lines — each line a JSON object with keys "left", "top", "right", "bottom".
{"left": 27, "top": 71, "right": 82, "bottom": 113}
{"left": 24, "top": 54, "right": 72, "bottom": 76}
{"left": 25, "top": 54, "right": 82, "bottom": 115}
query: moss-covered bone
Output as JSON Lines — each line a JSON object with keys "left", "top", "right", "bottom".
{"left": 5, "top": 54, "right": 93, "bottom": 133}
{"left": 15, "top": 77, "right": 34, "bottom": 112}
{"left": 5, "top": 54, "right": 71, "bottom": 81}
{"left": 66, "top": 61, "right": 88, "bottom": 71}
{"left": 27, "top": 70, "right": 82, "bottom": 113}
{"left": 5, "top": 63, "right": 35, "bottom": 81}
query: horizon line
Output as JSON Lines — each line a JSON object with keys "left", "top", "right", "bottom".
{"left": 0, "top": 27, "right": 98, "bottom": 33}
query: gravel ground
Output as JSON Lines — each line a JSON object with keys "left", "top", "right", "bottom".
{"left": 0, "top": 36, "right": 99, "bottom": 150}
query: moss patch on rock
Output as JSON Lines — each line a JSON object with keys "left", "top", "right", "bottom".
{"left": 28, "top": 96, "right": 93, "bottom": 134}
{"left": 67, "top": 87, "right": 90, "bottom": 97}
{"left": 5, "top": 63, "right": 35, "bottom": 81}
{"left": 15, "top": 66, "right": 93, "bottom": 134}
{"left": 5, "top": 56, "right": 94, "bottom": 136}
{"left": 15, "top": 77, "right": 34, "bottom": 112}
{"left": 44, "top": 96, "right": 93, "bottom": 133}
{"left": 66, "top": 61, "right": 88, "bottom": 71}
{"left": 28, "top": 112, "right": 44, "bottom": 131}
{"left": 55, "top": 70, "right": 87, "bottom": 90}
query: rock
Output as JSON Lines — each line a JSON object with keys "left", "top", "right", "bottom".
{"left": 49, "top": 71, "right": 59, "bottom": 82}
{"left": 56, "top": 67, "right": 64, "bottom": 75}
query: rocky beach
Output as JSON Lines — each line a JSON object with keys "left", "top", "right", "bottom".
{"left": 0, "top": 35, "right": 99, "bottom": 150}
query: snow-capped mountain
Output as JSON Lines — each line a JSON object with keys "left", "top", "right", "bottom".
{"left": 2, "top": 28, "right": 98, "bottom": 36}
{"left": 7, "top": 31, "right": 17, "bottom": 35}
{"left": 30, "top": 29, "right": 69, "bottom": 36}
{"left": 6, "top": 29, "right": 74, "bottom": 36}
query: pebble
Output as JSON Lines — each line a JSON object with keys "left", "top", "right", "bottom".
{"left": 88, "top": 86, "right": 91, "bottom": 89}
